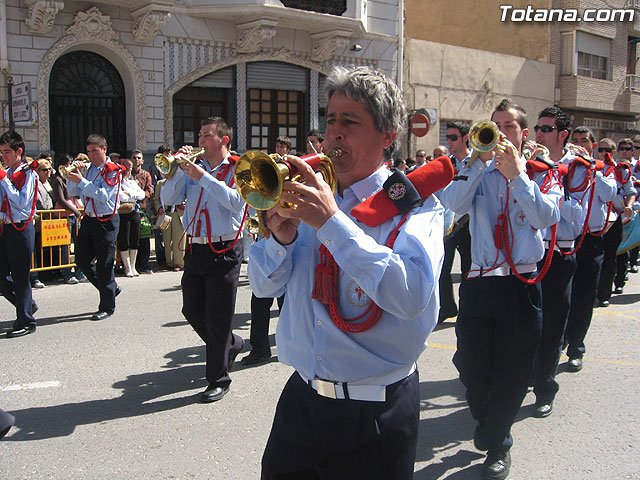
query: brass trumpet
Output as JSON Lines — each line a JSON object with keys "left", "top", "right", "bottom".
{"left": 234, "top": 150, "right": 338, "bottom": 237}
{"left": 154, "top": 147, "right": 205, "bottom": 179}
{"left": 59, "top": 160, "right": 90, "bottom": 179}
{"left": 523, "top": 143, "right": 554, "bottom": 167}
{"left": 467, "top": 120, "right": 501, "bottom": 167}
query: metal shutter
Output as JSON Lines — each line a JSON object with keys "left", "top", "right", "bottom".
{"left": 247, "top": 62, "right": 307, "bottom": 91}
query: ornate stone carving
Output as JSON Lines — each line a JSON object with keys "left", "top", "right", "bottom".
{"left": 132, "top": 11, "right": 171, "bottom": 44}
{"left": 25, "top": 0, "right": 64, "bottom": 34}
{"left": 236, "top": 19, "right": 277, "bottom": 54}
{"left": 37, "top": 7, "right": 147, "bottom": 150}
{"left": 311, "top": 31, "right": 350, "bottom": 63}
{"left": 65, "top": 6, "right": 118, "bottom": 43}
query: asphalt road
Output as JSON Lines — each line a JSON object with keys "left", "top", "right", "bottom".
{"left": 1, "top": 258, "right": 639, "bottom": 479}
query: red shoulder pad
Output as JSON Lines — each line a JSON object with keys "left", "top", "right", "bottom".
{"left": 526, "top": 159, "right": 553, "bottom": 174}
{"left": 0, "top": 170, "right": 6, "bottom": 181}
{"left": 28, "top": 160, "right": 39, "bottom": 170}
{"left": 228, "top": 155, "right": 239, "bottom": 165}
{"left": 351, "top": 155, "right": 454, "bottom": 228}
{"left": 569, "top": 156, "right": 592, "bottom": 169}
{"left": 102, "top": 161, "right": 125, "bottom": 174}
{"left": 9, "top": 170, "right": 27, "bottom": 190}
{"left": 594, "top": 160, "right": 605, "bottom": 171}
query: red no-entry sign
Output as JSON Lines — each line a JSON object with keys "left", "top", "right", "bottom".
{"left": 410, "top": 113, "right": 430, "bottom": 137}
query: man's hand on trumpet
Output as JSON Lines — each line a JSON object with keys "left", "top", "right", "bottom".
{"left": 175, "top": 145, "right": 205, "bottom": 181}
{"left": 494, "top": 134, "right": 525, "bottom": 181}
{"left": 264, "top": 154, "right": 338, "bottom": 245}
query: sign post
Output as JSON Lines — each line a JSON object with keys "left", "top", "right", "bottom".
{"left": 10, "top": 81, "right": 32, "bottom": 126}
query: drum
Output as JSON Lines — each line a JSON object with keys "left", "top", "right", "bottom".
{"left": 155, "top": 214, "right": 171, "bottom": 231}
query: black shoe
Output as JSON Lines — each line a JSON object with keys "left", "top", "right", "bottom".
{"left": 0, "top": 409, "right": 15, "bottom": 439}
{"left": 241, "top": 350, "right": 271, "bottom": 365}
{"left": 32, "top": 303, "right": 39, "bottom": 315}
{"left": 631, "top": 265, "right": 639, "bottom": 274}
{"left": 567, "top": 357, "right": 583, "bottom": 372}
{"left": 595, "top": 299, "right": 609, "bottom": 308}
{"left": 115, "top": 286, "right": 122, "bottom": 297}
{"left": 200, "top": 385, "right": 229, "bottom": 403}
{"left": 6, "top": 324, "right": 36, "bottom": 338}
{"left": 473, "top": 422, "right": 490, "bottom": 451}
{"left": 533, "top": 401, "right": 553, "bottom": 418}
{"left": 228, "top": 338, "right": 245, "bottom": 370}
{"left": 614, "top": 286, "right": 623, "bottom": 295}
{"left": 91, "top": 311, "right": 113, "bottom": 321}
{"left": 481, "top": 450, "right": 511, "bottom": 480}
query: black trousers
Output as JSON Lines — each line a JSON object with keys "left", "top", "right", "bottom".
{"left": 534, "top": 250, "right": 577, "bottom": 403}
{"left": 249, "top": 293, "right": 284, "bottom": 354}
{"left": 630, "top": 246, "right": 639, "bottom": 267}
{"left": 261, "top": 371, "right": 419, "bottom": 480}
{"left": 454, "top": 275, "right": 542, "bottom": 454}
{"left": 181, "top": 241, "right": 243, "bottom": 388}
{"left": 597, "top": 217, "right": 622, "bottom": 302}
{"left": 116, "top": 211, "right": 140, "bottom": 250}
{"left": 0, "top": 222, "right": 35, "bottom": 329}
{"left": 76, "top": 215, "right": 119, "bottom": 314}
{"left": 566, "top": 234, "right": 605, "bottom": 359}
{"left": 439, "top": 221, "right": 471, "bottom": 317}
{"left": 614, "top": 251, "right": 629, "bottom": 289}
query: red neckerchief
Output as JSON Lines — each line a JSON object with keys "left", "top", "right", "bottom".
{"left": 87, "top": 161, "right": 124, "bottom": 222}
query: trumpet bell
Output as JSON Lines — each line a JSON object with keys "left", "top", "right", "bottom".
{"left": 469, "top": 120, "right": 500, "bottom": 153}
{"left": 58, "top": 161, "right": 89, "bottom": 179}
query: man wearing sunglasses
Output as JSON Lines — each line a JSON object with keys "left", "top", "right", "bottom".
{"left": 530, "top": 108, "right": 596, "bottom": 418}
{"left": 564, "top": 128, "right": 617, "bottom": 378}
{"left": 438, "top": 121, "right": 472, "bottom": 324}
{"left": 440, "top": 100, "right": 560, "bottom": 480}
{"left": 414, "top": 149, "right": 427, "bottom": 168}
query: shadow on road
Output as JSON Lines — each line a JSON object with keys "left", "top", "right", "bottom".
{"left": 607, "top": 292, "right": 640, "bottom": 305}
{"left": 4, "top": 346, "right": 208, "bottom": 441}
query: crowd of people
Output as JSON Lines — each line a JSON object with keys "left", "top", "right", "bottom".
{"left": 1, "top": 65, "right": 639, "bottom": 480}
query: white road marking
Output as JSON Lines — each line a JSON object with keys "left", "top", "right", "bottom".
{"left": 2, "top": 380, "right": 61, "bottom": 391}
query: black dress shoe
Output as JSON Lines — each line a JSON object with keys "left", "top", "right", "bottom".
{"left": 91, "top": 311, "right": 113, "bottom": 321}
{"left": 481, "top": 450, "right": 511, "bottom": 480}
{"left": 631, "top": 265, "right": 639, "bottom": 274}
{"left": 613, "top": 286, "right": 623, "bottom": 295}
{"left": 567, "top": 357, "right": 583, "bottom": 372}
{"left": 32, "top": 303, "right": 39, "bottom": 315}
{"left": 115, "top": 286, "right": 122, "bottom": 297}
{"left": 6, "top": 325, "right": 36, "bottom": 338}
{"left": 228, "top": 338, "right": 245, "bottom": 370}
{"left": 241, "top": 350, "right": 271, "bottom": 365}
{"left": 533, "top": 401, "right": 553, "bottom": 418}
{"left": 595, "top": 299, "right": 609, "bottom": 308}
{"left": 200, "top": 385, "right": 229, "bottom": 403}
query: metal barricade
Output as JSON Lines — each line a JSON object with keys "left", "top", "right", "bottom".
{"left": 30, "top": 209, "right": 82, "bottom": 272}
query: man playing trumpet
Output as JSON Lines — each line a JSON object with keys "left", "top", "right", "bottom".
{"left": 440, "top": 100, "right": 561, "bottom": 479}
{"left": 249, "top": 66, "right": 445, "bottom": 479}
{"left": 161, "top": 117, "right": 246, "bottom": 403}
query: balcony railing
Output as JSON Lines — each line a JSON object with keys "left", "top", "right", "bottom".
{"left": 625, "top": 74, "right": 640, "bottom": 92}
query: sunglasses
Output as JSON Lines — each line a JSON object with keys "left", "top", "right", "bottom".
{"left": 533, "top": 125, "right": 557, "bottom": 133}
{"left": 416, "top": 154, "right": 426, "bottom": 157}
{"left": 445, "top": 134, "right": 459, "bottom": 141}
{"left": 39, "top": 167, "right": 52, "bottom": 172}
{"left": 598, "top": 147, "right": 612, "bottom": 153}
{"left": 618, "top": 146, "right": 633, "bottom": 152}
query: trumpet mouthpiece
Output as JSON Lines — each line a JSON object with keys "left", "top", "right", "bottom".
{"left": 329, "top": 148, "right": 343, "bottom": 158}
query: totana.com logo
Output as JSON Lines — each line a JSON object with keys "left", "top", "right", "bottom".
{"left": 499, "top": 5, "right": 635, "bottom": 22}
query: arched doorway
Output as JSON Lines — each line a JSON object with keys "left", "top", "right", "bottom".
{"left": 49, "top": 51, "right": 126, "bottom": 157}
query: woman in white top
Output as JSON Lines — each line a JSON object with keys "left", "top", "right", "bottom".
{"left": 117, "top": 158, "right": 145, "bottom": 277}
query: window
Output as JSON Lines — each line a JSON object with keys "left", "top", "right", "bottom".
{"left": 248, "top": 89, "right": 303, "bottom": 153}
{"left": 577, "top": 52, "right": 608, "bottom": 79}
{"left": 281, "top": 0, "right": 346, "bottom": 15}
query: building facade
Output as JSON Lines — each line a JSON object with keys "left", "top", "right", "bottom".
{"left": 0, "top": 0, "right": 401, "bottom": 157}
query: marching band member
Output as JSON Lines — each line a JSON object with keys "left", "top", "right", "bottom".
{"left": 564, "top": 128, "right": 617, "bottom": 373}
{"left": 440, "top": 99, "right": 560, "bottom": 480}
{"left": 595, "top": 139, "right": 637, "bottom": 308}
{"left": 529, "top": 106, "right": 586, "bottom": 418}
{"left": 66, "top": 133, "right": 123, "bottom": 321}
{"left": 161, "top": 117, "right": 246, "bottom": 403}
{"left": 250, "top": 66, "right": 447, "bottom": 479}
{"left": 0, "top": 131, "right": 38, "bottom": 338}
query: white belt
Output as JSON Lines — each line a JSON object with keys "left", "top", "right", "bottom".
{"left": 188, "top": 233, "right": 237, "bottom": 244}
{"left": 544, "top": 239, "right": 575, "bottom": 250}
{"left": 298, "top": 364, "right": 416, "bottom": 402}
{"left": 470, "top": 263, "right": 537, "bottom": 278}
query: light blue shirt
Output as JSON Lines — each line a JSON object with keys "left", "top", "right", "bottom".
{"left": 440, "top": 155, "right": 560, "bottom": 268}
{"left": 249, "top": 166, "right": 444, "bottom": 384}
{"left": 160, "top": 155, "right": 245, "bottom": 237}
{"left": 67, "top": 161, "right": 120, "bottom": 217}
{"left": 0, "top": 163, "right": 37, "bottom": 222}
{"left": 612, "top": 164, "right": 638, "bottom": 214}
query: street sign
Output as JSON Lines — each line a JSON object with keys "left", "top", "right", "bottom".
{"left": 11, "top": 82, "right": 32, "bottom": 123}
{"left": 410, "top": 113, "right": 430, "bottom": 137}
